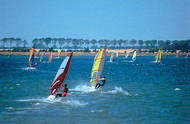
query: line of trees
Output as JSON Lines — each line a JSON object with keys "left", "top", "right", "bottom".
{"left": 0, "top": 37, "right": 189, "bottom": 52}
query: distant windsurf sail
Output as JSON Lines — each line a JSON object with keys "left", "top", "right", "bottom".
{"left": 90, "top": 44, "right": 106, "bottom": 86}
{"left": 110, "top": 53, "right": 114, "bottom": 62}
{"left": 58, "top": 51, "right": 61, "bottom": 58}
{"left": 116, "top": 52, "right": 118, "bottom": 57}
{"left": 50, "top": 52, "right": 73, "bottom": 95}
{"left": 40, "top": 52, "right": 45, "bottom": 61}
{"left": 125, "top": 52, "right": 129, "bottom": 59}
{"left": 37, "top": 51, "right": 40, "bottom": 57}
{"left": 155, "top": 49, "right": 161, "bottom": 62}
{"left": 132, "top": 51, "right": 136, "bottom": 62}
{"left": 28, "top": 47, "right": 37, "bottom": 67}
{"left": 185, "top": 52, "right": 189, "bottom": 58}
{"left": 49, "top": 51, "right": 53, "bottom": 62}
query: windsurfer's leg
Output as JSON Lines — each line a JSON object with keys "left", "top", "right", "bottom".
{"left": 95, "top": 84, "right": 100, "bottom": 89}
{"left": 56, "top": 94, "right": 62, "bottom": 98}
{"left": 62, "top": 92, "right": 67, "bottom": 97}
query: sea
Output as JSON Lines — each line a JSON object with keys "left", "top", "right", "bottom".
{"left": 0, "top": 55, "right": 189, "bottom": 124}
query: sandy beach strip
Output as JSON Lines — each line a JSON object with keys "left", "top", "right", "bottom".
{"left": 0, "top": 51, "right": 187, "bottom": 56}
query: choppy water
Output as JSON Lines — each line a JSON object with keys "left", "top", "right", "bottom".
{"left": 0, "top": 55, "right": 190, "bottom": 123}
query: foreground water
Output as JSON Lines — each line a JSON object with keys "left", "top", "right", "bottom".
{"left": 0, "top": 55, "right": 189, "bottom": 123}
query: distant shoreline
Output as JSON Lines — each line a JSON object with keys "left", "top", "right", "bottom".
{"left": 0, "top": 51, "right": 187, "bottom": 56}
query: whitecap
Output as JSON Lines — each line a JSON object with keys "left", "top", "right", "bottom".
{"left": 16, "top": 84, "right": 20, "bottom": 86}
{"left": 5, "top": 107, "right": 15, "bottom": 111}
{"left": 134, "top": 93, "right": 139, "bottom": 96}
{"left": 105, "top": 87, "right": 129, "bottom": 95}
{"left": 21, "top": 67, "right": 36, "bottom": 70}
{"left": 42, "top": 61, "right": 49, "bottom": 63}
{"left": 18, "top": 97, "right": 53, "bottom": 103}
{"left": 70, "top": 84, "right": 96, "bottom": 93}
{"left": 151, "top": 61, "right": 160, "bottom": 63}
{"left": 175, "top": 88, "right": 181, "bottom": 91}
{"left": 64, "top": 100, "right": 88, "bottom": 106}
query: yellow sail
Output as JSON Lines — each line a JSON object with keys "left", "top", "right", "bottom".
{"left": 159, "top": 49, "right": 161, "bottom": 61}
{"left": 90, "top": 44, "right": 106, "bottom": 86}
{"left": 49, "top": 51, "right": 53, "bottom": 62}
{"left": 155, "top": 49, "right": 161, "bottom": 62}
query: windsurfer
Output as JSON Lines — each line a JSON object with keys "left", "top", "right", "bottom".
{"left": 56, "top": 84, "right": 68, "bottom": 98}
{"left": 95, "top": 76, "right": 106, "bottom": 89}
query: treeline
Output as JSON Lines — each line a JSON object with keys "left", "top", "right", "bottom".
{"left": 0, "top": 37, "right": 190, "bottom": 52}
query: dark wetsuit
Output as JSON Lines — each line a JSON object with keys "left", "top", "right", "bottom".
{"left": 56, "top": 87, "right": 68, "bottom": 98}
{"left": 95, "top": 78, "right": 106, "bottom": 89}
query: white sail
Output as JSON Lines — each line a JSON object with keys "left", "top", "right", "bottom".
{"left": 132, "top": 51, "right": 136, "bottom": 62}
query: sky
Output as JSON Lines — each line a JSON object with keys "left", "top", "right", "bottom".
{"left": 0, "top": 0, "right": 189, "bottom": 44}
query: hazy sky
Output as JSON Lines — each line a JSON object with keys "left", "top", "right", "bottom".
{"left": 0, "top": 0, "right": 189, "bottom": 42}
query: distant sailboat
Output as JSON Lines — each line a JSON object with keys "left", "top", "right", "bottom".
{"left": 49, "top": 51, "right": 53, "bottom": 62}
{"left": 110, "top": 53, "right": 114, "bottom": 62}
{"left": 125, "top": 52, "right": 129, "bottom": 59}
{"left": 49, "top": 52, "right": 73, "bottom": 100}
{"left": 132, "top": 51, "right": 136, "bottom": 62}
{"left": 90, "top": 44, "right": 106, "bottom": 87}
{"left": 28, "top": 47, "right": 37, "bottom": 67}
{"left": 155, "top": 49, "right": 161, "bottom": 62}
{"left": 40, "top": 52, "right": 45, "bottom": 61}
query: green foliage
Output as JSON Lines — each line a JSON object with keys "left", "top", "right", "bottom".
{"left": 93, "top": 49, "right": 97, "bottom": 52}
{"left": 149, "top": 48, "right": 157, "bottom": 53}
{"left": 49, "top": 47, "right": 53, "bottom": 52}
{"left": 84, "top": 48, "right": 90, "bottom": 52}
{"left": 67, "top": 49, "right": 73, "bottom": 52}
{"left": 138, "top": 49, "right": 142, "bottom": 53}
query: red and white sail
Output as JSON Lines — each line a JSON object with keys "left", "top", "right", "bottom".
{"left": 50, "top": 52, "right": 73, "bottom": 95}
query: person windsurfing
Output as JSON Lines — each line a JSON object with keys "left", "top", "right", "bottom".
{"left": 95, "top": 76, "right": 106, "bottom": 89}
{"left": 56, "top": 84, "right": 68, "bottom": 98}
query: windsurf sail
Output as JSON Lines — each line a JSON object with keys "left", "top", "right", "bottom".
{"left": 116, "top": 52, "right": 118, "bottom": 57}
{"left": 159, "top": 49, "right": 161, "bottom": 61}
{"left": 90, "top": 44, "right": 106, "bottom": 86}
{"left": 28, "top": 47, "right": 37, "bottom": 67}
{"left": 37, "top": 51, "right": 40, "bottom": 57}
{"left": 40, "top": 52, "right": 45, "bottom": 61}
{"left": 125, "top": 52, "right": 129, "bottom": 59}
{"left": 110, "top": 53, "right": 114, "bottom": 62}
{"left": 50, "top": 52, "right": 73, "bottom": 95}
{"left": 155, "top": 49, "right": 161, "bottom": 62}
{"left": 58, "top": 51, "right": 61, "bottom": 58}
{"left": 132, "top": 51, "right": 136, "bottom": 62}
{"left": 185, "top": 52, "right": 189, "bottom": 58}
{"left": 49, "top": 51, "right": 53, "bottom": 62}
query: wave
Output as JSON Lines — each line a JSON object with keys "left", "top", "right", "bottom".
{"left": 122, "top": 60, "right": 133, "bottom": 63}
{"left": 42, "top": 61, "right": 50, "bottom": 63}
{"left": 102, "top": 87, "right": 130, "bottom": 95}
{"left": 17, "top": 97, "right": 88, "bottom": 107}
{"left": 151, "top": 61, "right": 161, "bottom": 63}
{"left": 175, "top": 88, "right": 181, "bottom": 91}
{"left": 21, "top": 67, "right": 36, "bottom": 70}
{"left": 70, "top": 84, "right": 96, "bottom": 93}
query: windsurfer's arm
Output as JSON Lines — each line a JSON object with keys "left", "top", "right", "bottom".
{"left": 98, "top": 78, "right": 104, "bottom": 81}
{"left": 58, "top": 87, "right": 64, "bottom": 91}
